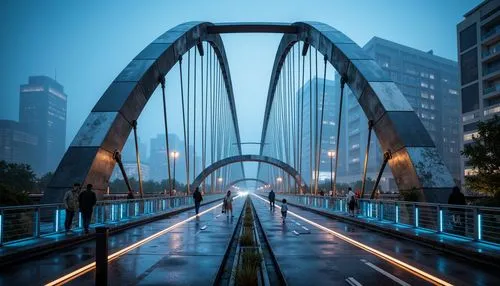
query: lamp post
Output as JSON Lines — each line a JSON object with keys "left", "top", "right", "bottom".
{"left": 327, "top": 150, "right": 335, "bottom": 196}
{"left": 276, "top": 176, "right": 283, "bottom": 193}
{"left": 170, "top": 151, "right": 179, "bottom": 195}
{"left": 217, "top": 177, "right": 223, "bottom": 193}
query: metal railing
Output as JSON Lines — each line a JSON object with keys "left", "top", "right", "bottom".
{"left": 0, "top": 194, "right": 223, "bottom": 246}
{"left": 274, "top": 194, "right": 500, "bottom": 246}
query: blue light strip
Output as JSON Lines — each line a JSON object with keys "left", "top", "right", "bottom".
{"left": 0, "top": 214, "right": 3, "bottom": 244}
{"left": 55, "top": 210, "right": 59, "bottom": 232}
{"left": 78, "top": 213, "right": 82, "bottom": 228}
{"left": 395, "top": 205, "right": 399, "bottom": 223}
{"left": 135, "top": 202, "right": 139, "bottom": 216}
{"left": 415, "top": 207, "right": 419, "bottom": 227}
{"left": 120, "top": 204, "right": 123, "bottom": 220}
{"left": 439, "top": 210, "right": 443, "bottom": 232}
{"left": 478, "top": 214, "right": 482, "bottom": 240}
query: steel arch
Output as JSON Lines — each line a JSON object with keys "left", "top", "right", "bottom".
{"left": 260, "top": 21, "right": 455, "bottom": 202}
{"left": 44, "top": 22, "right": 243, "bottom": 203}
{"left": 191, "top": 155, "right": 306, "bottom": 191}
{"left": 226, "top": 178, "right": 269, "bottom": 188}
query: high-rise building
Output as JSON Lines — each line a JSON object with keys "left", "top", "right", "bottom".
{"left": 19, "top": 76, "right": 67, "bottom": 175}
{"left": 300, "top": 76, "right": 348, "bottom": 185}
{"left": 0, "top": 120, "right": 38, "bottom": 166}
{"left": 358, "top": 37, "right": 461, "bottom": 184}
{"left": 457, "top": 0, "right": 500, "bottom": 181}
{"left": 147, "top": 133, "right": 200, "bottom": 183}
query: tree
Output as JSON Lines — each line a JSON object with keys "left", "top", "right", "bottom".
{"left": 37, "top": 172, "right": 53, "bottom": 193}
{"left": 0, "top": 183, "right": 31, "bottom": 206}
{"left": 0, "top": 160, "right": 37, "bottom": 193}
{"left": 461, "top": 115, "right": 500, "bottom": 196}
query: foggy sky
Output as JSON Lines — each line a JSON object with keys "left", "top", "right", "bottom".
{"left": 0, "top": 0, "right": 480, "bottom": 177}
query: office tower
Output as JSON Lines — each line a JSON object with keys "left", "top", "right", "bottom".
{"left": 19, "top": 76, "right": 67, "bottom": 175}
{"left": 0, "top": 120, "right": 38, "bottom": 166}
{"left": 457, "top": 0, "right": 500, "bottom": 181}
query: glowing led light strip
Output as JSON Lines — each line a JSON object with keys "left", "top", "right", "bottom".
{"left": 45, "top": 196, "right": 239, "bottom": 286}
{"left": 252, "top": 195, "right": 452, "bottom": 286}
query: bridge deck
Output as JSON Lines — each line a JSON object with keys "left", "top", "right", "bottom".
{"left": 251, "top": 195, "right": 500, "bottom": 286}
{"left": 0, "top": 199, "right": 242, "bottom": 285}
{"left": 67, "top": 198, "right": 244, "bottom": 285}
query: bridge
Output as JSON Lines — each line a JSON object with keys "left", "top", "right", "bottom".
{"left": 1, "top": 22, "right": 499, "bottom": 285}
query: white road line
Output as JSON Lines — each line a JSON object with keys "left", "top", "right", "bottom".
{"left": 361, "top": 259, "right": 411, "bottom": 286}
{"left": 200, "top": 225, "right": 207, "bottom": 230}
{"left": 295, "top": 222, "right": 301, "bottom": 226}
{"left": 302, "top": 226, "right": 309, "bottom": 231}
{"left": 292, "top": 230, "right": 300, "bottom": 235}
{"left": 346, "top": 277, "right": 363, "bottom": 286}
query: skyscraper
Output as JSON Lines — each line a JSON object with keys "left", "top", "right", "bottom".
{"left": 19, "top": 76, "right": 67, "bottom": 175}
{"left": 0, "top": 120, "right": 38, "bottom": 166}
{"left": 457, "top": 0, "right": 500, "bottom": 182}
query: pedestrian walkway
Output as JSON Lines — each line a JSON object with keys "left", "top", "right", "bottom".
{"left": 0, "top": 195, "right": 223, "bottom": 267}
{"left": 0, "top": 198, "right": 241, "bottom": 286}
{"left": 278, "top": 194, "right": 500, "bottom": 266}
{"left": 251, "top": 194, "right": 500, "bottom": 286}
{"left": 62, "top": 196, "right": 244, "bottom": 285}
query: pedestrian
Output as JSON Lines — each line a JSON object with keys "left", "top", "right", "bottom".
{"left": 224, "top": 190, "right": 233, "bottom": 217}
{"left": 268, "top": 189, "right": 276, "bottom": 211}
{"left": 448, "top": 186, "right": 466, "bottom": 234}
{"left": 320, "top": 190, "right": 325, "bottom": 196}
{"left": 347, "top": 187, "right": 356, "bottom": 217}
{"left": 127, "top": 190, "right": 135, "bottom": 200}
{"left": 193, "top": 187, "right": 203, "bottom": 215}
{"left": 79, "top": 184, "right": 97, "bottom": 234}
{"left": 63, "top": 183, "right": 80, "bottom": 233}
{"left": 281, "top": 199, "right": 288, "bottom": 223}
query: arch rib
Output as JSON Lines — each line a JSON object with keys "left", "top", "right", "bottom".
{"left": 44, "top": 22, "right": 243, "bottom": 203}
{"left": 260, "top": 21, "right": 455, "bottom": 202}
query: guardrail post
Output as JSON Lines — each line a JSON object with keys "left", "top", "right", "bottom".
{"left": 437, "top": 205, "right": 442, "bottom": 233}
{"left": 96, "top": 227, "right": 109, "bottom": 285}
{"left": 473, "top": 208, "right": 481, "bottom": 241}
{"left": 35, "top": 207, "right": 40, "bottom": 237}
{"left": 378, "top": 202, "right": 383, "bottom": 221}
{"left": 0, "top": 210, "right": 3, "bottom": 246}
{"left": 414, "top": 204, "right": 419, "bottom": 228}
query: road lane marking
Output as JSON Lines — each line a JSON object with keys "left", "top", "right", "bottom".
{"left": 361, "top": 259, "right": 410, "bottom": 286}
{"left": 252, "top": 194, "right": 452, "bottom": 286}
{"left": 200, "top": 225, "right": 207, "bottom": 230}
{"left": 346, "top": 277, "right": 363, "bottom": 286}
{"left": 302, "top": 226, "right": 309, "bottom": 231}
{"left": 292, "top": 230, "right": 300, "bottom": 236}
{"left": 46, "top": 196, "right": 241, "bottom": 286}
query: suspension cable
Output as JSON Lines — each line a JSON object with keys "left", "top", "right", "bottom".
{"left": 179, "top": 55, "right": 189, "bottom": 195}
{"left": 314, "top": 55, "right": 328, "bottom": 195}
{"left": 160, "top": 77, "right": 173, "bottom": 195}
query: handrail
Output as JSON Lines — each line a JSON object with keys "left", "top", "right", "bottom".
{"left": 272, "top": 193, "right": 500, "bottom": 246}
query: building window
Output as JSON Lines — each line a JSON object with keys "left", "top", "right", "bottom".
{"left": 461, "top": 83, "right": 479, "bottom": 113}
{"left": 484, "top": 105, "right": 500, "bottom": 116}
{"left": 460, "top": 23, "right": 477, "bottom": 52}
{"left": 460, "top": 48, "right": 478, "bottom": 85}
{"left": 448, "top": 89, "right": 458, "bottom": 95}
{"left": 463, "top": 132, "right": 479, "bottom": 142}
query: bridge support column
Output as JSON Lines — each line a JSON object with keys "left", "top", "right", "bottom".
{"left": 360, "top": 120, "right": 374, "bottom": 198}
{"left": 371, "top": 151, "right": 391, "bottom": 199}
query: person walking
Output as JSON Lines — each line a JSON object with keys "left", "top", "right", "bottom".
{"left": 347, "top": 187, "right": 356, "bottom": 217}
{"left": 63, "top": 183, "right": 80, "bottom": 233}
{"left": 448, "top": 186, "right": 466, "bottom": 234}
{"left": 193, "top": 187, "right": 203, "bottom": 215}
{"left": 224, "top": 190, "right": 233, "bottom": 217}
{"left": 281, "top": 199, "right": 288, "bottom": 223}
{"left": 268, "top": 189, "right": 276, "bottom": 211}
{"left": 79, "top": 184, "right": 97, "bottom": 234}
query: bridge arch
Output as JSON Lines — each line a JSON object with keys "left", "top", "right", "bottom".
{"left": 191, "top": 155, "right": 306, "bottom": 191}
{"left": 261, "top": 22, "right": 455, "bottom": 202}
{"left": 228, "top": 178, "right": 269, "bottom": 188}
{"left": 44, "top": 22, "right": 243, "bottom": 202}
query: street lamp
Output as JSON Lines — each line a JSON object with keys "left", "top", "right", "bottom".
{"left": 327, "top": 150, "right": 336, "bottom": 196}
{"left": 276, "top": 176, "right": 283, "bottom": 193}
{"left": 170, "top": 151, "right": 179, "bottom": 195}
{"left": 217, "top": 177, "right": 223, "bottom": 193}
